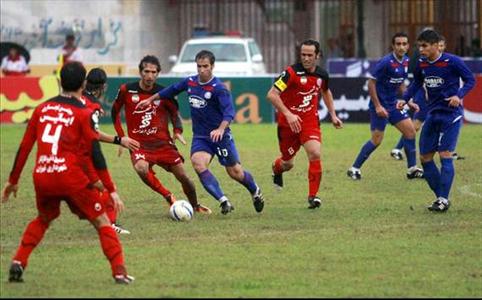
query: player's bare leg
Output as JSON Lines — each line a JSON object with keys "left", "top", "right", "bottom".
{"left": 170, "top": 163, "right": 211, "bottom": 214}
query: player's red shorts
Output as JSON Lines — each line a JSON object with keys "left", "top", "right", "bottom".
{"left": 33, "top": 172, "right": 105, "bottom": 222}
{"left": 277, "top": 123, "right": 322, "bottom": 161}
{"left": 130, "top": 143, "right": 184, "bottom": 169}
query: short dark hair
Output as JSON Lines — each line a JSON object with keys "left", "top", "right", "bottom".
{"left": 66, "top": 34, "right": 75, "bottom": 41}
{"left": 60, "top": 61, "right": 86, "bottom": 92}
{"left": 138, "top": 55, "right": 161, "bottom": 72}
{"left": 300, "top": 39, "right": 322, "bottom": 56}
{"left": 417, "top": 29, "right": 441, "bottom": 44}
{"left": 391, "top": 32, "right": 409, "bottom": 45}
{"left": 86, "top": 67, "right": 107, "bottom": 92}
{"left": 195, "top": 50, "right": 215, "bottom": 65}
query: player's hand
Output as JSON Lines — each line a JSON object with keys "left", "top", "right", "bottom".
{"left": 173, "top": 132, "right": 187, "bottom": 145}
{"left": 396, "top": 100, "right": 406, "bottom": 110}
{"left": 331, "top": 115, "right": 344, "bottom": 129}
{"left": 135, "top": 96, "right": 154, "bottom": 110}
{"left": 2, "top": 182, "right": 18, "bottom": 203}
{"left": 408, "top": 100, "right": 420, "bottom": 113}
{"left": 375, "top": 105, "right": 388, "bottom": 118}
{"left": 120, "top": 136, "right": 140, "bottom": 151}
{"left": 93, "top": 180, "right": 104, "bottom": 192}
{"left": 446, "top": 95, "right": 461, "bottom": 107}
{"left": 210, "top": 128, "right": 225, "bottom": 142}
{"left": 285, "top": 112, "right": 303, "bottom": 133}
{"left": 110, "top": 191, "right": 125, "bottom": 214}
{"left": 117, "top": 146, "right": 124, "bottom": 157}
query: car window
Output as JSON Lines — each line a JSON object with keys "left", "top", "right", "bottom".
{"left": 180, "top": 43, "right": 247, "bottom": 62}
{"left": 248, "top": 41, "right": 261, "bottom": 57}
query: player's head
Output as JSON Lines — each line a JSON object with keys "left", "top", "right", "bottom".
{"left": 138, "top": 55, "right": 161, "bottom": 89}
{"left": 417, "top": 29, "right": 442, "bottom": 59}
{"left": 195, "top": 50, "right": 215, "bottom": 82}
{"left": 299, "top": 39, "right": 321, "bottom": 71}
{"left": 86, "top": 67, "right": 107, "bottom": 98}
{"left": 60, "top": 61, "right": 86, "bottom": 92}
{"left": 65, "top": 34, "right": 75, "bottom": 46}
{"left": 391, "top": 32, "right": 409, "bottom": 58}
{"left": 439, "top": 35, "right": 446, "bottom": 52}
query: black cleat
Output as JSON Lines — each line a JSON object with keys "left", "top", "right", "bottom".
{"left": 307, "top": 196, "right": 322, "bottom": 209}
{"left": 272, "top": 173, "right": 283, "bottom": 190}
{"left": 390, "top": 149, "right": 404, "bottom": 160}
{"left": 407, "top": 167, "right": 424, "bottom": 179}
{"left": 252, "top": 187, "right": 265, "bottom": 213}
{"left": 427, "top": 198, "right": 451, "bottom": 212}
{"left": 8, "top": 261, "right": 24, "bottom": 283}
{"left": 347, "top": 168, "right": 361, "bottom": 180}
{"left": 220, "top": 199, "right": 234, "bottom": 215}
{"left": 452, "top": 152, "right": 465, "bottom": 160}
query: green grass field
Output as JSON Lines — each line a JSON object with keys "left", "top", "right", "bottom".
{"left": 1, "top": 122, "right": 481, "bottom": 297}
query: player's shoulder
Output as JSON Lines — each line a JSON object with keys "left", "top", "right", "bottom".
{"left": 125, "top": 81, "right": 141, "bottom": 92}
{"left": 441, "top": 52, "right": 463, "bottom": 64}
{"left": 313, "top": 66, "right": 329, "bottom": 78}
{"left": 152, "top": 83, "right": 165, "bottom": 94}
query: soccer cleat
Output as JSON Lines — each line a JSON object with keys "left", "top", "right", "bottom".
{"left": 112, "top": 223, "right": 131, "bottom": 235}
{"left": 427, "top": 197, "right": 451, "bottom": 212}
{"left": 272, "top": 173, "right": 283, "bottom": 190}
{"left": 194, "top": 203, "right": 212, "bottom": 215}
{"left": 452, "top": 152, "right": 465, "bottom": 160}
{"left": 8, "top": 261, "right": 24, "bottom": 283}
{"left": 407, "top": 167, "right": 424, "bottom": 179}
{"left": 114, "top": 274, "right": 135, "bottom": 284}
{"left": 307, "top": 196, "right": 322, "bottom": 209}
{"left": 251, "top": 187, "right": 265, "bottom": 213}
{"left": 390, "top": 149, "right": 404, "bottom": 160}
{"left": 164, "top": 194, "right": 176, "bottom": 206}
{"left": 347, "top": 167, "right": 361, "bottom": 180}
{"left": 220, "top": 199, "right": 234, "bottom": 215}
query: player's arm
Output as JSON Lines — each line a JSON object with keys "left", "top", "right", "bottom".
{"left": 164, "top": 98, "right": 186, "bottom": 145}
{"left": 98, "top": 131, "right": 140, "bottom": 151}
{"left": 137, "top": 79, "right": 187, "bottom": 110}
{"left": 210, "top": 88, "right": 234, "bottom": 142}
{"left": 446, "top": 57, "right": 476, "bottom": 107}
{"left": 398, "top": 64, "right": 423, "bottom": 110}
{"left": 267, "top": 70, "right": 303, "bottom": 133}
{"left": 2, "top": 110, "right": 38, "bottom": 202}
{"left": 320, "top": 88, "right": 343, "bottom": 129}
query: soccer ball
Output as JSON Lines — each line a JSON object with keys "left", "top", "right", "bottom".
{"left": 169, "top": 200, "right": 194, "bottom": 221}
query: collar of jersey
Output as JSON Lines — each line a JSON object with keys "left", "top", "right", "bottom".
{"left": 391, "top": 52, "right": 406, "bottom": 64}
{"left": 426, "top": 53, "right": 443, "bottom": 64}
{"left": 198, "top": 75, "right": 215, "bottom": 85}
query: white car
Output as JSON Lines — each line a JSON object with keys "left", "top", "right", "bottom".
{"left": 168, "top": 36, "right": 267, "bottom": 76}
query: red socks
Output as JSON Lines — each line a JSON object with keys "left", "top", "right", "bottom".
{"left": 97, "top": 226, "right": 125, "bottom": 276}
{"left": 308, "top": 160, "right": 322, "bottom": 198}
{"left": 144, "top": 169, "right": 171, "bottom": 198}
{"left": 13, "top": 217, "right": 49, "bottom": 268}
{"left": 272, "top": 158, "right": 284, "bottom": 175}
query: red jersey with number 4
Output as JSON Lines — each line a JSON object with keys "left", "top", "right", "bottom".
{"left": 8, "top": 96, "right": 100, "bottom": 188}
{"left": 273, "top": 63, "right": 329, "bottom": 127}
{"left": 111, "top": 82, "right": 182, "bottom": 150}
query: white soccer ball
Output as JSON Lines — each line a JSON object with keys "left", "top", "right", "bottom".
{"left": 169, "top": 200, "right": 194, "bottom": 221}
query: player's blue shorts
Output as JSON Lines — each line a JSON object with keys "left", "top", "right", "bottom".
{"left": 419, "top": 110, "right": 462, "bottom": 155}
{"left": 413, "top": 100, "right": 428, "bottom": 122}
{"left": 191, "top": 132, "right": 240, "bottom": 167}
{"left": 370, "top": 107, "right": 410, "bottom": 131}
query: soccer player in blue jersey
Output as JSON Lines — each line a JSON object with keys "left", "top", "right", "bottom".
{"left": 137, "top": 50, "right": 265, "bottom": 215}
{"left": 347, "top": 32, "right": 424, "bottom": 180}
{"left": 397, "top": 29, "right": 475, "bottom": 212}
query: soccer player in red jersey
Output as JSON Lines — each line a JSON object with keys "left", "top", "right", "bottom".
{"left": 111, "top": 55, "right": 211, "bottom": 214}
{"left": 1, "top": 62, "right": 134, "bottom": 284}
{"left": 267, "top": 39, "right": 343, "bottom": 209}
{"left": 81, "top": 68, "right": 140, "bottom": 234}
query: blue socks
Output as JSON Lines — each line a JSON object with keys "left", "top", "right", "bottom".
{"left": 240, "top": 171, "right": 258, "bottom": 194}
{"left": 403, "top": 138, "right": 417, "bottom": 168}
{"left": 422, "top": 160, "right": 441, "bottom": 198}
{"left": 395, "top": 137, "right": 404, "bottom": 150}
{"left": 353, "top": 141, "right": 378, "bottom": 168}
{"left": 198, "top": 170, "right": 224, "bottom": 201}
{"left": 440, "top": 158, "right": 455, "bottom": 199}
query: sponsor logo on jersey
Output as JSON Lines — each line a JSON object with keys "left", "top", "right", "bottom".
{"left": 131, "top": 94, "right": 140, "bottom": 103}
{"left": 389, "top": 77, "right": 405, "bottom": 84}
{"left": 300, "top": 76, "right": 307, "bottom": 85}
{"left": 204, "top": 91, "right": 212, "bottom": 99}
{"left": 189, "top": 95, "right": 207, "bottom": 108}
{"left": 424, "top": 76, "right": 444, "bottom": 88}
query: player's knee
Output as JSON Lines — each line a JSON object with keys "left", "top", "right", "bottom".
{"left": 439, "top": 151, "right": 452, "bottom": 159}
{"left": 306, "top": 151, "right": 320, "bottom": 161}
{"left": 134, "top": 162, "right": 149, "bottom": 177}
{"left": 420, "top": 153, "right": 433, "bottom": 163}
{"left": 91, "top": 213, "right": 111, "bottom": 229}
{"left": 227, "top": 165, "right": 244, "bottom": 180}
{"left": 283, "top": 161, "right": 294, "bottom": 171}
{"left": 371, "top": 135, "right": 383, "bottom": 146}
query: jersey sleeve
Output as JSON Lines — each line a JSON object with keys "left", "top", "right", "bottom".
{"left": 111, "top": 84, "right": 127, "bottom": 137}
{"left": 158, "top": 78, "right": 188, "bottom": 99}
{"left": 216, "top": 85, "right": 235, "bottom": 123}
{"left": 273, "top": 68, "right": 291, "bottom": 92}
{"left": 403, "top": 62, "right": 424, "bottom": 101}
{"left": 368, "top": 58, "right": 386, "bottom": 81}
{"left": 320, "top": 69, "right": 330, "bottom": 91}
{"left": 454, "top": 56, "right": 476, "bottom": 99}
{"left": 8, "top": 108, "right": 39, "bottom": 185}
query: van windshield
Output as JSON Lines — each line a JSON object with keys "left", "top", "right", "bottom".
{"left": 180, "top": 43, "right": 247, "bottom": 62}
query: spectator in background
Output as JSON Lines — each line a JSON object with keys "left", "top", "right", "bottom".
{"left": 327, "top": 38, "right": 342, "bottom": 58}
{"left": 59, "top": 34, "right": 83, "bottom": 65}
{"left": 1, "top": 47, "right": 30, "bottom": 76}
